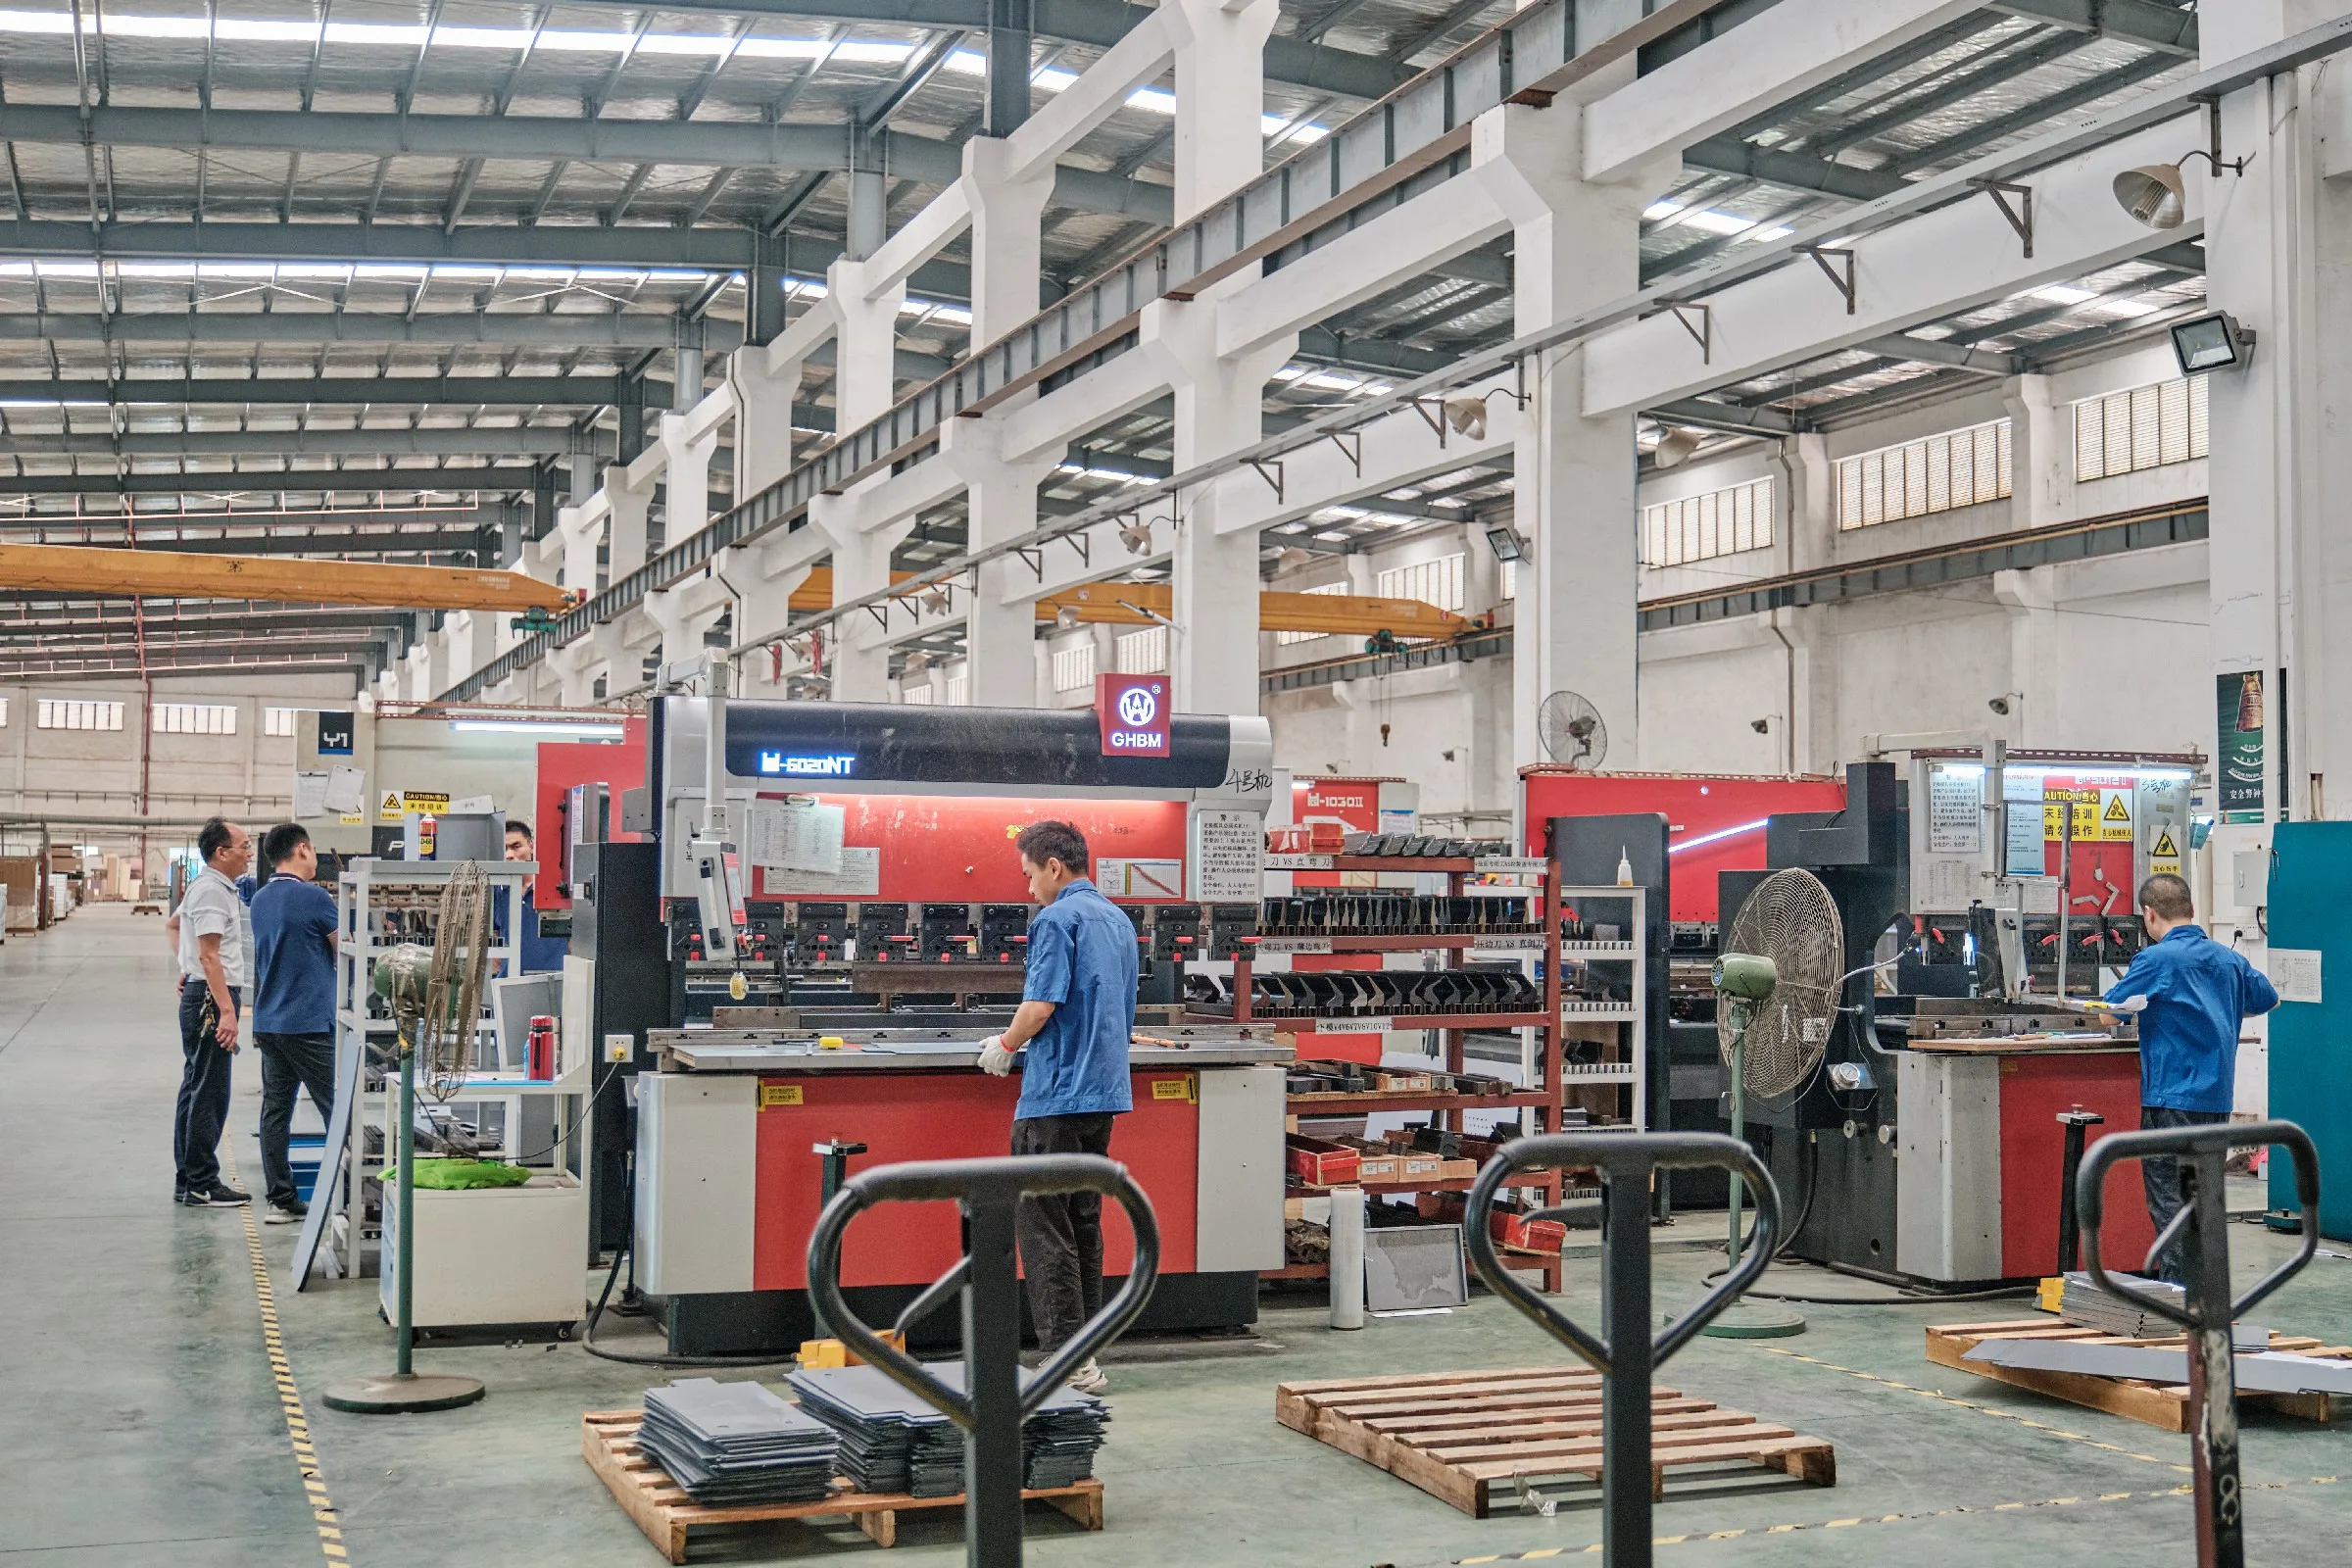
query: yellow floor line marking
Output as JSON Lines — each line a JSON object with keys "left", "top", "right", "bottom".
{"left": 224, "top": 1151, "right": 348, "bottom": 1567}
{"left": 1758, "top": 1347, "right": 2195, "bottom": 1473}
{"left": 1436, "top": 1478, "right": 2339, "bottom": 1563}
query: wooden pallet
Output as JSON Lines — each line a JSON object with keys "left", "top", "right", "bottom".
{"left": 1275, "top": 1367, "right": 1837, "bottom": 1518}
{"left": 582, "top": 1410, "right": 1103, "bottom": 1563}
{"left": 1927, "top": 1319, "right": 2352, "bottom": 1431}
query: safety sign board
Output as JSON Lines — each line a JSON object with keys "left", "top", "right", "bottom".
{"left": 381, "top": 789, "right": 452, "bottom": 820}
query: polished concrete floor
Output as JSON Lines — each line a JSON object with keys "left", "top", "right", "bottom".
{"left": 7, "top": 903, "right": 2352, "bottom": 1567}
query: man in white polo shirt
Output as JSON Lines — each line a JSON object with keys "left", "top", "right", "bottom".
{"left": 164, "top": 816, "right": 253, "bottom": 1206}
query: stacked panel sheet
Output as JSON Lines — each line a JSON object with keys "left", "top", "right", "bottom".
{"left": 788, "top": 1362, "right": 1110, "bottom": 1497}
{"left": 2057, "top": 1272, "right": 2267, "bottom": 1348}
{"left": 637, "top": 1378, "right": 841, "bottom": 1506}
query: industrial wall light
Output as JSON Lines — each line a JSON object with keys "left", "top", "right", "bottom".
{"left": 1054, "top": 605, "right": 1082, "bottom": 631}
{"left": 1118, "top": 519, "right": 1154, "bottom": 555}
{"left": 1650, "top": 427, "right": 1704, "bottom": 469}
{"left": 1485, "top": 524, "right": 1526, "bottom": 563}
{"left": 2114, "top": 128, "right": 2252, "bottom": 230}
{"left": 1444, "top": 395, "right": 1490, "bottom": 441}
{"left": 2170, "top": 310, "right": 2256, "bottom": 373}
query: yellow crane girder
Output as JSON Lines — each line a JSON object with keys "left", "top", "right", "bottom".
{"left": 0, "top": 541, "right": 570, "bottom": 613}
{"left": 790, "top": 569, "right": 1466, "bottom": 637}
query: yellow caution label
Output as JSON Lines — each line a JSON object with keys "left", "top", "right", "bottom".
{"left": 2104, "top": 794, "right": 2131, "bottom": 822}
{"left": 760, "top": 1083, "right": 805, "bottom": 1107}
{"left": 379, "top": 790, "right": 403, "bottom": 820}
{"left": 402, "top": 790, "right": 451, "bottom": 813}
{"left": 1150, "top": 1075, "right": 1197, "bottom": 1103}
{"left": 2153, "top": 830, "right": 2179, "bottom": 858}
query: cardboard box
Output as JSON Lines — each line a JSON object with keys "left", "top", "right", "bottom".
{"left": 1286, "top": 1134, "right": 1360, "bottom": 1187}
{"left": 1337, "top": 1137, "right": 1404, "bottom": 1182}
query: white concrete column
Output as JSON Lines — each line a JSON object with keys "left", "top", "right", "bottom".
{"left": 942, "top": 418, "right": 1058, "bottom": 706}
{"left": 606, "top": 466, "right": 654, "bottom": 579}
{"left": 1145, "top": 290, "right": 1295, "bottom": 717}
{"left": 647, "top": 576, "right": 732, "bottom": 676}
{"left": 1993, "top": 565, "right": 2055, "bottom": 749}
{"left": 964, "top": 136, "right": 1054, "bottom": 345}
{"left": 404, "top": 642, "right": 440, "bottom": 703}
{"left": 448, "top": 610, "right": 500, "bottom": 684}
{"left": 2003, "top": 374, "right": 2064, "bottom": 530}
{"left": 550, "top": 641, "right": 599, "bottom": 708}
{"left": 659, "top": 412, "right": 722, "bottom": 550}
{"left": 816, "top": 496, "right": 916, "bottom": 703}
{"left": 826, "top": 258, "right": 906, "bottom": 432}
{"left": 1473, "top": 93, "right": 1677, "bottom": 772}
{"left": 1168, "top": 0, "right": 1278, "bottom": 221}
{"left": 732, "top": 346, "right": 805, "bottom": 498}
{"left": 557, "top": 505, "right": 604, "bottom": 597}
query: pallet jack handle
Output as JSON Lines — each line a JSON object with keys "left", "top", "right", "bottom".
{"left": 807, "top": 1155, "right": 1160, "bottom": 1568}
{"left": 1464, "top": 1133, "right": 1782, "bottom": 1568}
{"left": 2076, "top": 1119, "right": 2323, "bottom": 1568}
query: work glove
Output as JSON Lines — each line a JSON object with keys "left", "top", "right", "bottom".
{"left": 977, "top": 1035, "right": 1016, "bottom": 1076}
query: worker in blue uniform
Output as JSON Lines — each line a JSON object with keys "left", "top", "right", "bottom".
{"left": 502, "top": 819, "right": 568, "bottom": 973}
{"left": 976, "top": 819, "right": 1136, "bottom": 1396}
{"left": 2104, "top": 872, "right": 2278, "bottom": 1283}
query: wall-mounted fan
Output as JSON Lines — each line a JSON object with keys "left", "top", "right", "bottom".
{"left": 1537, "top": 690, "right": 1608, "bottom": 770}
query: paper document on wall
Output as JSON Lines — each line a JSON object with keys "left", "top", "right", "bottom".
{"left": 747, "top": 801, "right": 847, "bottom": 875}
{"left": 292, "top": 771, "right": 331, "bottom": 820}
{"left": 2271, "top": 948, "right": 2323, "bottom": 1004}
{"left": 760, "top": 846, "right": 881, "bottom": 897}
{"left": 323, "top": 765, "right": 367, "bottom": 815}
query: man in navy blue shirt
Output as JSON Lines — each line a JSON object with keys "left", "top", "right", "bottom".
{"left": 2105, "top": 872, "right": 2278, "bottom": 1282}
{"left": 977, "top": 820, "right": 1136, "bottom": 1395}
{"left": 504, "top": 819, "right": 569, "bottom": 972}
{"left": 250, "top": 822, "right": 342, "bottom": 1225}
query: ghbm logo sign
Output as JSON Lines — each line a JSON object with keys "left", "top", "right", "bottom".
{"left": 1095, "top": 674, "right": 1171, "bottom": 758}
{"left": 757, "top": 752, "right": 857, "bottom": 777}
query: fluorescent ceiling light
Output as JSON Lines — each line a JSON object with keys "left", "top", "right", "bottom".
{"left": 2034, "top": 284, "right": 2097, "bottom": 305}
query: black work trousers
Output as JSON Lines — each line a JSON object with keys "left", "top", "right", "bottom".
{"left": 1010, "top": 1112, "right": 1116, "bottom": 1352}
{"left": 255, "top": 1032, "right": 339, "bottom": 1207}
{"left": 173, "top": 980, "right": 239, "bottom": 1194}
{"left": 2141, "top": 1104, "right": 2230, "bottom": 1285}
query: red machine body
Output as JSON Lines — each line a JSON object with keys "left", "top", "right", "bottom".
{"left": 1519, "top": 769, "right": 1848, "bottom": 921}
{"left": 533, "top": 717, "right": 649, "bottom": 909}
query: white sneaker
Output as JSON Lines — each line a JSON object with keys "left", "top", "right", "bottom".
{"left": 1066, "top": 1357, "right": 1107, "bottom": 1395}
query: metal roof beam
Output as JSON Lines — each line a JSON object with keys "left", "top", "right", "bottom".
{"left": 544, "top": 0, "right": 1415, "bottom": 101}
{"left": 0, "top": 105, "right": 1174, "bottom": 226}
{"left": 0, "top": 466, "right": 549, "bottom": 497}
{"left": 1993, "top": 0, "right": 2198, "bottom": 56}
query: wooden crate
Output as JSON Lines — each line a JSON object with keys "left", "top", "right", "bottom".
{"left": 1927, "top": 1319, "right": 2352, "bottom": 1431}
{"left": 582, "top": 1410, "right": 1103, "bottom": 1563}
{"left": 1274, "top": 1367, "right": 1837, "bottom": 1518}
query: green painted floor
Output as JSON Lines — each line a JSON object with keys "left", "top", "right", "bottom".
{"left": 7, "top": 904, "right": 2352, "bottom": 1567}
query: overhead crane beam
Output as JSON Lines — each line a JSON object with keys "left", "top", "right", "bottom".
{"left": 785, "top": 569, "right": 1467, "bottom": 636}
{"left": 0, "top": 542, "right": 569, "bottom": 612}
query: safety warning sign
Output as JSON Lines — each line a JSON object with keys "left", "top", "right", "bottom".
{"left": 2041, "top": 784, "right": 2134, "bottom": 842}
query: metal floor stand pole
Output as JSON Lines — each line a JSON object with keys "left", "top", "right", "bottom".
{"left": 2077, "top": 1120, "right": 2322, "bottom": 1568}
{"left": 396, "top": 1048, "right": 416, "bottom": 1377}
{"left": 320, "top": 1042, "right": 485, "bottom": 1414}
{"left": 807, "top": 1155, "right": 1162, "bottom": 1568}
{"left": 962, "top": 1196, "right": 1026, "bottom": 1568}
{"left": 1465, "top": 1133, "right": 1784, "bottom": 1568}
{"left": 1599, "top": 1162, "right": 1653, "bottom": 1567}
{"left": 2180, "top": 1148, "right": 2240, "bottom": 1568}
{"left": 2054, "top": 1108, "right": 2102, "bottom": 1274}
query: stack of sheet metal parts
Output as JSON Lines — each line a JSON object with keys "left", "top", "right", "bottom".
{"left": 2057, "top": 1272, "right": 2267, "bottom": 1346}
{"left": 788, "top": 1363, "right": 1111, "bottom": 1497}
{"left": 636, "top": 1379, "right": 841, "bottom": 1505}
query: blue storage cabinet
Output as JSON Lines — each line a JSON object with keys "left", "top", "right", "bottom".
{"left": 2266, "top": 822, "right": 2352, "bottom": 1238}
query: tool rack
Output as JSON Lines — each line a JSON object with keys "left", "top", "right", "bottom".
{"left": 1204, "top": 853, "right": 1590, "bottom": 1292}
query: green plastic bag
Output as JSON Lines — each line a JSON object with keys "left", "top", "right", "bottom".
{"left": 377, "top": 1158, "right": 535, "bottom": 1190}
